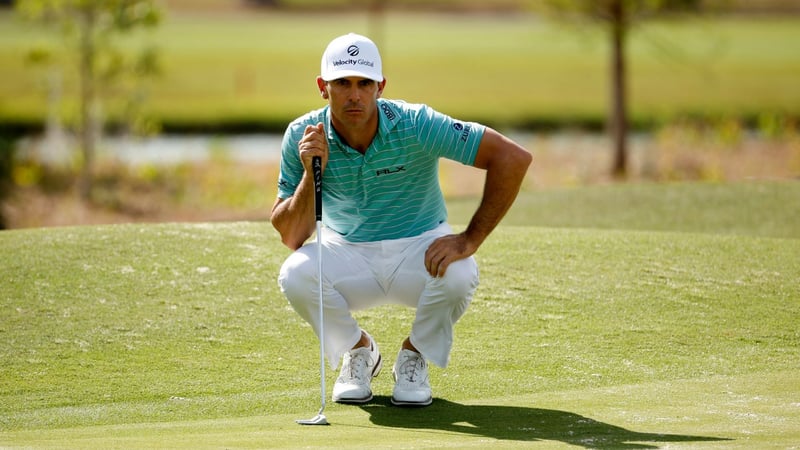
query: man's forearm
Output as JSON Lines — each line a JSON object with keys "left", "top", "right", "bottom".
{"left": 465, "top": 141, "right": 531, "bottom": 250}
{"left": 270, "top": 175, "right": 316, "bottom": 250}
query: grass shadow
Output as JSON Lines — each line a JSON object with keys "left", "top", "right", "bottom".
{"left": 359, "top": 397, "right": 730, "bottom": 449}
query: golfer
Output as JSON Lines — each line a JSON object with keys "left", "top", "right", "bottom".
{"left": 272, "top": 33, "right": 531, "bottom": 406}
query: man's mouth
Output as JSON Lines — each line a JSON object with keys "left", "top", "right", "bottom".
{"left": 344, "top": 103, "right": 363, "bottom": 112}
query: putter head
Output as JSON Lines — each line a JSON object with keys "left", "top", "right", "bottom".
{"left": 296, "top": 414, "right": 328, "bottom": 425}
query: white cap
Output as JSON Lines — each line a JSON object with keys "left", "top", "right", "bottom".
{"left": 320, "top": 33, "right": 383, "bottom": 82}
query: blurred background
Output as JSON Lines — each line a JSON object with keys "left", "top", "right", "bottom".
{"left": 1, "top": 0, "right": 798, "bottom": 229}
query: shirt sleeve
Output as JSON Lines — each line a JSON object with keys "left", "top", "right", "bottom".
{"left": 413, "top": 104, "right": 486, "bottom": 166}
{"left": 276, "top": 122, "right": 305, "bottom": 200}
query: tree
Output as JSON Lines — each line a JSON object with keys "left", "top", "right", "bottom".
{"left": 16, "top": 0, "right": 162, "bottom": 200}
{"left": 539, "top": 0, "right": 700, "bottom": 178}
{"left": 0, "top": 136, "right": 12, "bottom": 229}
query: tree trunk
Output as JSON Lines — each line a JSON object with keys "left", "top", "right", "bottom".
{"left": 609, "top": 0, "right": 628, "bottom": 178}
{"left": 78, "top": 6, "right": 97, "bottom": 201}
{"left": 368, "top": 0, "right": 386, "bottom": 51}
{"left": 0, "top": 136, "right": 12, "bottom": 230}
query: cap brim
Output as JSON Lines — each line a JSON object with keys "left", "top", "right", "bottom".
{"left": 321, "top": 69, "right": 383, "bottom": 82}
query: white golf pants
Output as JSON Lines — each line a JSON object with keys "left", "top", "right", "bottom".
{"left": 278, "top": 222, "right": 479, "bottom": 369}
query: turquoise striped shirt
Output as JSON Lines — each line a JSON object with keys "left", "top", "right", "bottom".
{"left": 277, "top": 99, "right": 485, "bottom": 242}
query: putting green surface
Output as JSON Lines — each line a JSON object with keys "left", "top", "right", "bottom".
{"left": 2, "top": 372, "right": 797, "bottom": 448}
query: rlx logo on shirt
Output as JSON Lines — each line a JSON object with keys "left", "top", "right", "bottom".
{"left": 375, "top": 165, "right": 406, "bottom": 176}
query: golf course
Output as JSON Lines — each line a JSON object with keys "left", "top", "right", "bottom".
{"left": 1, "top": 180, "right": 799, "bottom": 448}
{"left": 2, "top": 2, "right": 800, "bottom": 448}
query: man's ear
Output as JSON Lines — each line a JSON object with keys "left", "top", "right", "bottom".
{"left": 377, "top": 78, "right": 387, "bottom": 98}
{"left": 316, "top": 76, "right": 329, "bottom": 99}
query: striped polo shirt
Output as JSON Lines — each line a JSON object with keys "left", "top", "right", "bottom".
{"left": 277, "top": 99, "right": 485, "bottom": 242}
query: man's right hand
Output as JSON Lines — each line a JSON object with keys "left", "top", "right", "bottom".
{"left": 298, "top": 122, "right": 328, "bottom": 174}
{"left": 269, "top": 122, "right": 330, "bottom": 250}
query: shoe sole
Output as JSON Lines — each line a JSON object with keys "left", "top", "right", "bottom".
{"left": 331, "top": 354, "right": 383, "bottom": 404}
{"left": 390, "top": 396, "right": 433, "bottom": 407}
{"left": 333, "top": 393, "right": 374, "bottom": 404}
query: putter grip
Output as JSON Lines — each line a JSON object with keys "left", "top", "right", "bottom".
{"left": 312, "top": 156, "right": 322, "bottom": 221}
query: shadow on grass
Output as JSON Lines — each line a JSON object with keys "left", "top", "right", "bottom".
{"left": 359, "top": 397, "right": 730, "bottom": 449}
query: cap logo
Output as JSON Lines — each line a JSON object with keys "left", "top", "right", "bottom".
{"left": 321, "top": 34, "right": 382, "bottom": 82}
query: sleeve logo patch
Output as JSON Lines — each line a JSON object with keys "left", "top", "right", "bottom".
{"left": 453, "top": 122, "right": 472, "bottom": 142}
{"left": 381, "top": 103, "right": 396, "bottom": 121}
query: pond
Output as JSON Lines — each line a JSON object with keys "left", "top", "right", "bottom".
{"left": 16, "top": 133, "right": 286, "bottom": 166}
{"left": 16, "top": 130, "right": 642, "bottom": 166}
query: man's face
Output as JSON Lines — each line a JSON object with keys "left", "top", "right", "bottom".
{"left": 321, "top": 76, "right": 385, "bottom": 129}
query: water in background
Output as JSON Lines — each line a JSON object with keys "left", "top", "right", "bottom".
{"left": 16, "top": 133, "right": 285, "bottom": 166}
{"left": 17, "top": 131, "right": 635, "bottom": 165}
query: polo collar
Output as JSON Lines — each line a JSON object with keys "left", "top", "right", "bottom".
{"left": 324, "top": 99, "right": 401, "bottom": 158}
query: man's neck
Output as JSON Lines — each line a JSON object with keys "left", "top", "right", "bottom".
{"left": 331, "top": 116, "right": 379, "bottom": 154}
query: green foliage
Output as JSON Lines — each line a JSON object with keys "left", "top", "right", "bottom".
{"left": 14, "top": 0, "right": 164, "bottom": 133}
{"left": 15, "top": 0, "right": 161, "bottom": 31}
{"left": 15, "top": 0, "right": 162, "bottom": 79}
{"left": 13, "top": 0, "right": 165, "bottom": 198}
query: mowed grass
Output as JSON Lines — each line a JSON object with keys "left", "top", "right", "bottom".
{"left": 449, "top": 180, "right": 800, "bottom": 239}
{"left": 1, "top": 11, "right": 799, "bottom": 128}
{"left": 1, "top": 181, "right": 799, "bottom": 448}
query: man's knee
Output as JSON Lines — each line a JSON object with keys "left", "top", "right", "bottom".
{"left": 278, "top": 248, "right": 316, "bottom": 302}
{"left": 437, "top": 257, "right": 479, "bottom": 298}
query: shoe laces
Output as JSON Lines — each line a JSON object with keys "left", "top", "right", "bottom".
{"left": 341, "top": 347, "right": 374, "bottom": 382}
{"left": 397, "top": 352, "right": 426, "bottom": 384}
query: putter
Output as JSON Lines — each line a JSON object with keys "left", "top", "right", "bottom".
{"left": 296, "top": 156, "right": 329, "bottom": 426}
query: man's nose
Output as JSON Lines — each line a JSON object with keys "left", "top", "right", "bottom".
{"left": 347, "top": 85, "right": 361, "bottom": 102}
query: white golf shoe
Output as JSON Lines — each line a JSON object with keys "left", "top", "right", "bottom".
{"left": 332, "top": 331, "right": 382, "bottom": 404}
{"left": 391, "top": 349, "right": 432, "bottom": 406}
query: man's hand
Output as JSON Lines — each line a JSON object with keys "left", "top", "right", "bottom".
{"left": 269, "top": 122, "right": 329, "bottom": 250}
{"left": 424, "top": 233, "right": 478, "bottom": 278}
{"left": 298, "top": 123, "right": 328, "bottom": 173}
